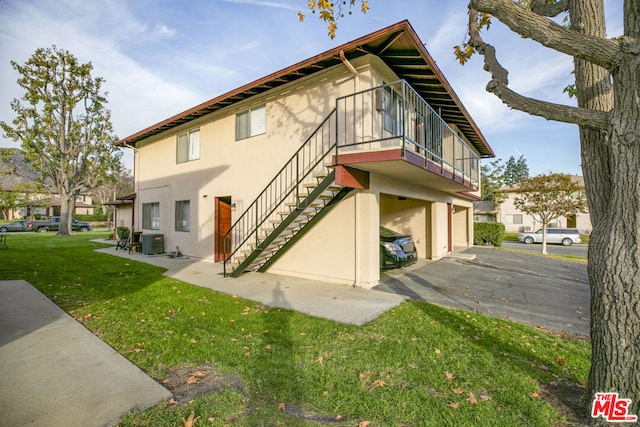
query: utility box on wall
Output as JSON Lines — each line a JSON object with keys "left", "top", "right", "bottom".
{"left": 142, "top": 234, "right": 164, "bottom": 255}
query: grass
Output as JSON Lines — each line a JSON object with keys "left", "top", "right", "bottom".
{"left": 0, "top": 232, "right": 591, "bottom": 426}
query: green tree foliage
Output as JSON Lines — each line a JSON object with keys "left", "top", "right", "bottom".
{"left": 502, "top": 155, "right": 530, "bottom": 186}
{"left": 513, "top": 173, "right": 586, "bottom": 254}
{"left": 1, "top": 46, "right": 122, "bottom": 236}
{"left": 481, "top": 155, "right": 529, "bottom": 201}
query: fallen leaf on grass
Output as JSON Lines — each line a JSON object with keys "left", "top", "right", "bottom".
{"left": 447, "top": 402, "right": 460, "bottom": 409}
{"left": 373, "top": 379, "right": 385, "bottom": 388}
{"left": 167, "top": 398, "right": 178, "bottom": 405}
{"left": 452, "top": 388, "right": 464, "bottom": 395}
{"left": 316, "top": 355, "right": 323, "bottom": 365}
{"left": 182, "top": 411, "right": 200, "bottom": 427}
{"left": 434, "top": 348, "right": 441, "bottom": 355}
{"left": 359, "top": 422, "right": 372, "bottom": 427}
{"left": 444, "top": 371, "right": 455, "bottom": 380}
{"left": 480, "top": 395, "right": 492, "bottom": 401}
{"left": 531, "top": 392, "right": 540, "bottom": 399}
{"left": 278, "top": 402, "right": 286, "bottom": 412}
{"left": 466, "top": 392, "right": 478, "bottom": 404}
{"left": 359, "top": 371, "right": 370, "bottom": 381}
{"left": 555, "top": 357, "right": 567, "bottom": 366}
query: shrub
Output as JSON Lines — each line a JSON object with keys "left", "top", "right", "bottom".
{"left": 474, "top": 222, "right": 505, "bottom": 247}
{"left": 116, "top": 226, "right": 130, "bottom": 240}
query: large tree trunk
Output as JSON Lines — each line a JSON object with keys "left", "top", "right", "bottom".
{"left": 57, "top": 193, "right": 74, "bottom": 236}
{"left": 572, "top": 0, "right": 640, "bottom": 421}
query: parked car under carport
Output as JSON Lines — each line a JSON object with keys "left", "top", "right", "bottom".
{"left": 380, "top": 226, "right": 418, "bottom": 269}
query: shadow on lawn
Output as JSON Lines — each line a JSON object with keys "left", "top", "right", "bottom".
{"left": 0, "top": 234, "right": 164, "bottom": 311}
{"left": 248, "top": 281, "right": 303, "bottom": 413}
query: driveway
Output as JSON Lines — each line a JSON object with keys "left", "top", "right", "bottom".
{"left": 375, "top": 247, "right": 590, "bottom": 336}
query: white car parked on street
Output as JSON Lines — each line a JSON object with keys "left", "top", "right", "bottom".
{"left": 518, "top": 228, "right": 581, "bottom": 246}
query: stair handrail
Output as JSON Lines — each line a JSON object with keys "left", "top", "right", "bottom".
{"left": 223, "top": 109, "right": 337, "bottom": 276}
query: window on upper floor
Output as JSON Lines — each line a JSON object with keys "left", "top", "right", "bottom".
{"left": 236, "top": 105, "right": 266, "bottom": 140}
{"left": 175, "top": 200, "right": 190, "bottom": 232}
{"left": 142, "top": 202, "right": 160, "bottom": 230}
{"left": 76, "top": 195, "right": 84, "bottom": 203}
{"left": 177, "top": 129, "right": 200, "bottom": 163}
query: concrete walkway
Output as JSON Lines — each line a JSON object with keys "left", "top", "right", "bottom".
{"left": 96, "top": 244, "right": 408, "bottom": 326}
{"left": 0, "top": 279, "right": 172, "bottom": 427}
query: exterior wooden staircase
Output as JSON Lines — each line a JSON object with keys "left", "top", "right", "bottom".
{"left": 223, "top": 109, "right": 351, "bottom": 277}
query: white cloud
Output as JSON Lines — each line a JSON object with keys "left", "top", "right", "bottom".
{"left": 154, "top": 24, "right": 177, "bottom": 39}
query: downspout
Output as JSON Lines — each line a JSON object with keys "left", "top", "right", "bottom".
{"left": 339, "top": 50, "right": 359, "bottom": 93}
{"left": 339, "top": 50, "right": 358, "bottom": 76}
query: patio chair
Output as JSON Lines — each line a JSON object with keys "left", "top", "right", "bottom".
{"left": 129, "top": 231, "right": 143, "bottom": 254}
{"left": 115, "top": 232, "right": 130, "bottom": 251}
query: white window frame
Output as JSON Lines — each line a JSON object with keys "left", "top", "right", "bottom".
{"left": 142, "top": 202, "right": 160, "bottom": 230}
{"left": 175, "top": 200, "right": 190, "bottom": 232}
{"left": 177, "top": 129, "right": 200, "bottom": 163}
{"left": 236, "top": 105, "right": 266, "bottom": 140}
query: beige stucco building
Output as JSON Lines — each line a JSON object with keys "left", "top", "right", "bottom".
{"left": 497, "top": 176, "right": 592, "bottom": 233}
{"left": 117, "top": 21, "right": 494, "bottom": 288}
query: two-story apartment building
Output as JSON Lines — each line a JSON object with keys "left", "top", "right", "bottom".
{"left": 117, "top": 21, "right": 494, "bottom": 288}
{"left": 497, "top": 176, "right": 592, "bottom": 233}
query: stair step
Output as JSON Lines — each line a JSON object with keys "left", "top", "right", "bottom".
{"left": 285, "top": 202, "right": 324, "bottom": 209}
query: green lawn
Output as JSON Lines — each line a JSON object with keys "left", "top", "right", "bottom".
{"left": 0, "top": 233, "right": 591, "bottom": 426}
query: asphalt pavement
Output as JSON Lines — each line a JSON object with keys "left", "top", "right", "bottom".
{"left": 502, "top": 240, "right": 588, "bottom": 257}
{"left": 376, "top": 246, "right": 590, "bottom": 336}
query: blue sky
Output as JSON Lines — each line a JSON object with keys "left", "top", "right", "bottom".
{"left": 0, "top": 0, "right": 623, "bottom": 175}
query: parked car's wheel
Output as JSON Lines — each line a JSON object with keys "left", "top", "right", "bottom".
{"left": 37, "top": 227, "right": 49, "bottom": 232}
{"left": 562, "top": 238, "right": 573, "bottom": 246}
{"left": 79, "top": 226, "right": 89, "bottom": 232}
{"left": 524, "top": 236, "right": 534, "bottom": 244}
{"left": 0, "top": 227, "right": 7, "bottom": 233}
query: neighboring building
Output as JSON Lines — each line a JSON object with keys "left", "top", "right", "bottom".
{"left": 1, "top": 148, "right": 94, "bottom": 219}
{"left": 104, "top": 193, "right": 135, "bottom": 230}
{"left": 473, "top": 200, "right": 497, "bottom": 222}
{"left": 117, "top": 21, "right": 494, "bottom": 288}
{"left": 497, "top": 175, "right": 592, "bottom": 233}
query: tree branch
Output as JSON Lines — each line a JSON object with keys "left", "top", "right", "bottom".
{"left": 469, "top": 0, "right": 620, "bottom": 69}
{"left": 468, "top": 7, "right": 610, "bottom": 130}
{"left": 530, "top": 0, "right": 568, "bottom": 17}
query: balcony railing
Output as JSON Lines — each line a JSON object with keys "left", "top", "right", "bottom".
{"left": 335, "top": 80, "right": 479, "bottom": 187}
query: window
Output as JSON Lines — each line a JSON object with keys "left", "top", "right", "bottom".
{"left": 236, "top": 105, "right": 266, "bottom": 140}
{"left": 175, "top": 200, "right": 190, "bottom": 232}
{"left": 378, "top": 86, "right": 399, "bottom": 134}
{"left": 142, "top": 202, "right": 160, "bottom": 230}
{"left": 506, "top": 214, "right": 523, "bottom": 225}
{"left": 177, "top": 129, "right": 200, "bottom": 163}
{"left": 76, "top": 195, "right": 84, "bottom": 203}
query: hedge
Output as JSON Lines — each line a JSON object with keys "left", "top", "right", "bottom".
{"left": 474, "top": 222, "right": 505, "bottom": 247}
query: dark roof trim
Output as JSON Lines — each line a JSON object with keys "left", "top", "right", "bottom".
{"left": 117, "top": 20, "right": 494, "bottom": 157}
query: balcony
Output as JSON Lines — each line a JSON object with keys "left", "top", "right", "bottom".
{"left": 334, "top": 80, "right": 480, "bottom": 193}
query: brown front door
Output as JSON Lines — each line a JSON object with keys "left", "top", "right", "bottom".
{"left": 215, "top": 196, "right": 232, "bottom": 262}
